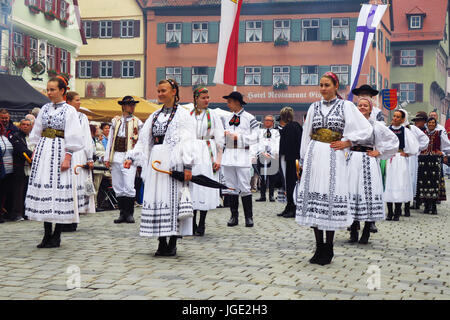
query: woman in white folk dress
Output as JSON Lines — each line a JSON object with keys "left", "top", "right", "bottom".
{"left": 384, "top": 109, "right": 420, "bottom": 221}
{"left": 347, "top": 98, "right": 398, "bottom": 244}
{"left": 25, "top": 77, "right": 83, "bottom": 248}
{"left": 189, "top": 86, "right": 224, "bottom": 236}
{"left": 63, "top": 91, "right": 95, "bottom": 232}
{"left": 294, "top": 72, "right": 373, "bottom": 266}
{"left": 124, "top": 79, "right": 196, "bottom": 257}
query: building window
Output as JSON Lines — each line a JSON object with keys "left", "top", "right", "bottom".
{"left": 410, "top": 16, "right": 422, "bottom": 29}
{"left": 330, "top": 65, "right": 349, "bottom": 86}
{"left": 121, "top": 20, "right": 134, "bottom": 38}
{"left": 13, "top": 32, "right": 24, "bottom": 58}
{"left": 79, "top": 61, "right": 92, "bottom": 78}
{"left": 385, "top": 38, "right": 391, "bottom": 56}
{"left": 83, "top": 21, "right": 92, "bottom": 39}
{"left": 192, "top": 22, "right": 208, "bottom": 43}
{"left": 384, "top": 78, "right": 389, "bottom": 89}
{"left": 274, "top": 20, "right": 290, "bottom": 41}
{"left": 302, "top": 19, "right": 319, "bottom": 41}
{"left": 47, "top": 44, "right": 55, "bottom": 70}
{"left": 100, "top": 60, "right": 113, "bottom": 78}
{"left": 166, "top": 23, "right": 181, "bottom": 43}
{"left": 60, "top": 49, "right": 68, "bottom": 73}
{"left": 192, "top": 67, "right": 208, "bottom": 86}
{"left": 100, "top": 21, "right": 113, "bottom": 38}
{"left": 165, "top": 67, "right": 182, "bottom": 84}
{"left": 244, "top": 66, "right": 261, "bottom": 86}
{"left": 45, "top": 0, "right": 53, "bottom": 12}
{"left": 332, "top": 18, "right": 349, "bottom": 40}
{"left": 300, "top": 66, "right": 318, "bottom": 85}
{"left": 400, "top": 50, "right": 416, "bottom": 66}
{"left": 30, "top": 37, "right": 38, "bottom": 64}
{"left": 246, "top": 21, "right": 262, "bottom": 43}
{"left": 60, "top": 0, "right": 67, "bottom": 19}
{"left": 399, "top": 83, "right": 416, "bottom": 102}
{"left": 378, "top": 30, "right": 383, "bottom": 53}
{"left": 29, "top": 0, "right": 38, "bottom": 5}
{"left": 370, "top": 66, "right": 376, "bottom": 88}
{"left": 122, "top": 61, "right": 135, "bottom": 78}
{"left": 378, "top": 73, "right": 382, "bottom": 91}
{"left": 273, "top": 66, "right": 290, "bottom": 85}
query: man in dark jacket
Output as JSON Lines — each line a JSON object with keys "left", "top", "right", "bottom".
{"left": 0, "top": 109, "right": 19, "bottom": 137}
{"left": 277, "top": 107, "right": 302, "bottom": 218}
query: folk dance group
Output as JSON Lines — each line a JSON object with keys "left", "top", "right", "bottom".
{"left": 24, "top": 73, "right": 449, "bottom": 266}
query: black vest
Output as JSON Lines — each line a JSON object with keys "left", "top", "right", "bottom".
{"left": 389, "top": 126, "right": 405, "bottom": 150}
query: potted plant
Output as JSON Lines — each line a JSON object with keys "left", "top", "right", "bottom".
{"left": 13, "top": 57, "right": 30, "bottom": 69}
{"left": 47, "top": 69, "right": 58, "bottom": 77}
{"left": 166, "top": 41, "right": 180, "bottom": 48}
{"left": 332, "top": 36, "right": 348, "bottom": 45}
{"left": 273, "top": 82, "right": 288, "bottom": 90}
{"left": 274, "top": 36, "right": 289, "bottom": 47}
{"left": 59, "top": 18, "right": 68, "bottom": 27}
{"left": 44, "top": 10, "right": 57, "bottom": 21}
{"left": 28, "top": 4, "right": 41, "bottom": 14}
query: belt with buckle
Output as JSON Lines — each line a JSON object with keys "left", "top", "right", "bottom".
{"left": 350, "top": 146, "right": 374, "bottom": 152}
{"left": 310, "top": 128, "right": 343, "bottom": 144}
{"left": 114, "top": 137, "right": 127, "bottom": 152}
{"left": 42, "top": 128, "right": 65, "bottom": 139}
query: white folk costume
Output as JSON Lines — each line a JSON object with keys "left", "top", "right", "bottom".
{"left": 408, "top": 125, "right": 429, "bottom": 200}
{"left": 189, "top": 108, "right": 224, "bottom": 211}
{"left": 294, "top": 98, "right": 373, "bottom": 231}
{"left": 370, "top": 106, "right": 385, "bottom": 123}
{"left": 25, "top": 102, "right": 83, "bottom": 223}
{"left": 126, "top": 105, "right": 197, "bottom": 238}
{"left": 384, "top": 125, "right": 419, "bottom": 203}
{"left": 347, "top": 120, "right": 398, "bottom": 222}
{"left": 72, "top": 112, "right": 95, "bottom": 215}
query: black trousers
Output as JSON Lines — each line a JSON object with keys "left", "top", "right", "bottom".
{"left": 257, "top": 162, "right": 275, "bottom": 198}
{"left": 11, "top": 174, "right": 27, "bottom": 219}
{"left": 285, "top": 159, "right": 298, "bottom": 207}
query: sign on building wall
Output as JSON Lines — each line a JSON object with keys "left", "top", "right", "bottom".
{"left": 85, "top": 81, "right": 106, "bottom": 98}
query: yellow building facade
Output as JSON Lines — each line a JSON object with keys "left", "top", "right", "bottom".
{"left": 75, "top": 0, "right": 144, "bottom": 98}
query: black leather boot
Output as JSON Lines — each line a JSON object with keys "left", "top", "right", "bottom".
{"left": 155, "top": 237, "right": 167, "bottom": 256}
{"left": 358, "top": 222, "right": 371, "bottom": 244}
{"left": 348, "top": 221, "right": 359, "bottom": 243}
{"left": 45, "top": 223, "right": 62, "bottom": 248}
{"left": 227, "top": 195, "right": 239, "bottom": 227}
{"left": 369, "top": 221, "right": 378, "bottom": 233}
{"left": 431, "top": 201, "right": 437, "bottom": 215}
{"left": 164, "top": 236, "right": 177, "bottom": 256}
{"left": 125, "top": 197, "right": 135, "bottom": 223}
{"left": 242, "top": 195, "right": 254, "bottom": 227}
{"left": 423, "top": 200, "right": 431, "bottom": 214}
{"left": 114, "top": 197, "right": 126, "bottom": 223}
{"left": 269, "top": 189, "right": 275, "bottom": 202}
{"left": 404, "top": 202, "right": 411, "bottom": 217}
{"left": 309, "top": 243, "right": 324, "bottom": 264}
{"left": 393, "top": 203, "right": 401, "bottom": 221}
{"left": 37, "top": 222, "right": 52, "bottom": 248}
{"left": 277, "top": 205, "right": 288, "bottom": 217}
{"left": 386, "top": 202, "right": 393, "bottom": 220}
{"left": 195, "top": 211, "right": 207, "bottom": 236}
{"left": 192, "top": 210, "right": 198, "bottom": 234}
{"left": 282, "top": 203, "right": 296, "bottom": 218}
{"left": 317, "top": 243, "right": 334, "bottom": 266}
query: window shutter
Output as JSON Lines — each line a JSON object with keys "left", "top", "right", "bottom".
{"left": 319, "top": 18, "right": 331, "bottom": 41}
{"left": 290, "top": 66, "right": 301, "bottom": 86}
{"left": 208, "top": 21, "right": 219, "bottom": 43}
{"left": 75, "top": 61, "right": 79, "bottom": 78}
{"left": 134, "top": 20, "right": 140, "bottom": 38}
{"left": 182, "top": 67, "right": 192, "bottom": 86}
{"left": 416, "top": 83, "right": 423, "bottom": 102}
{"left": 134, "top": 60, "right": 141, "bottom": 78}
{"left": 52, "top": 0, "right": 56, "bottom": 12}
{"left": 261, "top": 66, "right": 272, "bottom": 86}
{"left": 181, "top": 22, "right": 192, "bottom": 44}
{"left": 393, "top": 50, "right": 400, "bottom": 66}
{"left": 156, "top": 67, "right": 165, "bottom": 84}
{"left": 92, "top": 61, "right": 99, "bottom": 78}
{"left": 349, "top": 18, "right": 358, "bottom": 40}
{"left": 113, "top": 61, "right": 121, "bottom": 78}
{"left": 207, "top": 67, "right": 216, "bottom": 86}
{"left": 157, "top": 23, "right": 165, "bottom": 44}
{"left": 416, "top": 49, "right": 423, "bottom": 66}
{"left": 25, "top": 0, "right": 29, "bottom": 6}
{"left": 91, "top": 21, "right": 99, "bottom": 38}
{"left": 56, "top": 0, "right": 61, "bottom": 18}
{"left": 236, "top": 67, "right": 244, "bottom": 86}
{"left": 238, "top": 21, "right": 245, "bottom": 43}
{"left": 55, "top": 48, "right": 61, "bottom": 72}
{"left": 262, "top": 20, "right": 274, "bottom": 42}
{"left": 291, "top": 19, "right": 301, "bottom": 42}
{"left": 113, "top": 21, "right": 121, "bottom": 38}
{"left": 318, "top": 65, "right": 331, "bottom": 77}
{"left": 67, "top": 51, "right": 71, "bottom": 75}
{"left": 24, "top": 35, "right": 30, "bottom": 60}
{"left": 39, "top": 0, "right": 45, "bottom": 11}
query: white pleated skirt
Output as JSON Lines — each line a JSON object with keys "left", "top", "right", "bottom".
{"left": 295, "top": 140, "right": 352, "bottom": 231}
{"left": 347, "top": 151, "right": 385, "bottom": 221}
{"left": 25, "top": 137, "right": 78, "bottom": 224}
{"left": 384, "top": 153, "right": 413, "bottom": 203}
{"left": 408, "top": 155, "right": 419, "bottom": 197}
{"left": 140, "top": 144, "right": 192, "bottom": 238}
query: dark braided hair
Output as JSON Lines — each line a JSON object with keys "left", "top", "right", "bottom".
{"left": 159, "top": 79, "right": 180, "bottom": 107}
{"left": 49, "top": 76, "right": 68, "bottom": 95}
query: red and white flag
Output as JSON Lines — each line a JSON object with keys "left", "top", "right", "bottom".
{"left": 213, "top": 0, "right": 243, "bottom": 86}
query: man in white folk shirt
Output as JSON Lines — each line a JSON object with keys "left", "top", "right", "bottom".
{"left": 105, "top": 96, "right": 143, "bottom": 224}
{"left": 254, "top": 115, "right": 280, "bottom": 202}
{"left": 221, "top": 92, "right": 259, "bottom": 227}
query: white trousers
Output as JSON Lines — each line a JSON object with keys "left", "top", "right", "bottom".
{"left": 111, "top": 162, "right": 137, "bottom": 198}
{"left": 222, "top": 165, "right": 252, "bottom": 196}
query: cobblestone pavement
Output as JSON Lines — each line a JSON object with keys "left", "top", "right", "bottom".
{"left": 0, "top": 180, "right": 449, "bottom": 300}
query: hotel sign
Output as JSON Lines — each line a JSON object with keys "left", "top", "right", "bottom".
{"left": 246, "top": 90, "right": 346, "bottom": 102}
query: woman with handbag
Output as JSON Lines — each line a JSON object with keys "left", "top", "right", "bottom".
{"left": 124, "top": 79, "right": 196, "bottom": 257}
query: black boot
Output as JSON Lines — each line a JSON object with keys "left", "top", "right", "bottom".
{"left": 114, "top": 197, "right": 126, "bottom": 223}
{"left": 125, "top": 197, "right": 135, "bottom": 223}
{"left": 369, "top": 221, "right": 378, "bottom": 233}
{"left": 404, "top": 202, "right": 411, "bottom": 217}
{"left": 242, "top": 195, "right": 253, "bottom": 227}
{"left": 309, "top": 243, "right": 324, "bottom": 264}
{"left": 192, "top": 210, "right": 198, "bottom": 234}
{"left": 358, "top": 222, "right": 371, "bottom": 244}
{"left": 348, "top": 221, "right": 359, "bottom": 243}
{"left": 431, "top": 201, "right": 437, "bottom": 215}
{"left": 227, "top": 195, "right": 239, "bottom": 227}
{"left": 386, "top": 202, "right": 393, "bottom": 220}
{"left": 195, "top": 211, "right": 207, "bottom": 236}
{"left": 45, "top": 223, "right": 62, "bottom": 248}
{"left": 317, "top": 243, "right": 334, "bottom": 266}
{"left": 282, "top": 203, "right": 296, "bottom": 218}
{"left": 277, "top": 205, "right": 288, "bottom": 217}
{"left": 393, "top": 203, "right": 401, "bottom": 221}
{"left": 164, "top": 236, "right": 177, "bottom": 256}
{"left": 37, "top": 222, "right": 52, "bottom": 248}
{"left": 269, "top": 189, "right": 275, "bottom": 202}
{"left": 423, "top": 200, "right": 431, "bottom": 214}
{"left": 155, "top": 237, "right": 168, "bottom": 256}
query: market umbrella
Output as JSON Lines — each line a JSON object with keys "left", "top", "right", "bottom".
{"left": 152, "top": 161, "right": 234, "bottom": 190}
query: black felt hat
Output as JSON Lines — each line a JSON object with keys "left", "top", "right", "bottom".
{"left": 118, "top": 96, "right": 139, "bottom": 105}
{"left": 351, "top": 84, "right": 379, "bottom": 97}
{"left": 411, "top": 111, "right": 428, "bottom": 122}
{"left": 222, "top": 91, "right": 247, "bottom": 105}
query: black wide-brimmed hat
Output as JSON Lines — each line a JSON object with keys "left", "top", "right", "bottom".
{"left": 411, "top": 111, "right": 428, "bottom": 122}
{"left": 118, "top": 96, "right": 140, "bottom": 105}
{"left": 351, "top": 84, "right": 379, "bottom": 97}
{"left": 223, "top": 91, "right": 247, "bottom": 105}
